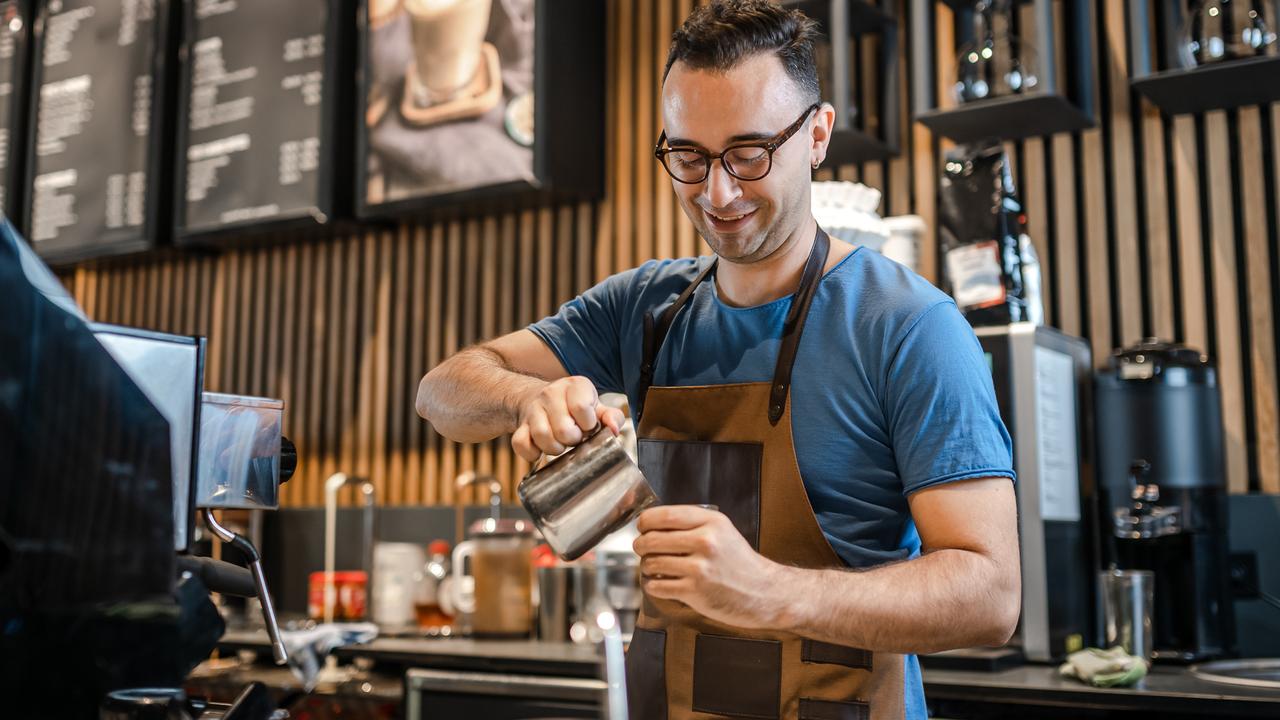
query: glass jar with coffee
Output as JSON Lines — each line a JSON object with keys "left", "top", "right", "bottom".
{"left": 452, "top": 518, "right": 536, "bottom": 638}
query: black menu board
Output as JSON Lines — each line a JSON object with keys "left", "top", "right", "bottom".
{"left": 175, "top": 0, "right": 336, "bottom": 237}
{"left": 0, "top": 1, "right": 30, "bottom": 226}
{"left": 25, "top": 0, "right": 173, "bottom": 264}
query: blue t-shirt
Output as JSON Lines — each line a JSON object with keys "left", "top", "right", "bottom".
{"left": 530, "top": 246, "right": 1014, "bottom": 719}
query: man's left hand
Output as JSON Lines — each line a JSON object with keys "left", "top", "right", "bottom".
{"left": 633, "top": 505, "right": 787, "bottom": 630}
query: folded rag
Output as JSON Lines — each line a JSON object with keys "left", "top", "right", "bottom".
{"left": 1058, "top": 646, "right": 1149, "bottom": 687}
{"left": 280, "top": 622, "right": 378, "bottom": 691}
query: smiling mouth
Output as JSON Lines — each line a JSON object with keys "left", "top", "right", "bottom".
{"left": 704, "top": 208, "right": 756, "bottom": 224}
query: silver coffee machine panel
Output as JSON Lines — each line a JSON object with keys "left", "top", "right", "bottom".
{"left": 975, "top": 323, "right": 1095, "bottom": 662}
{"left": 197, "top": 392, "right": 285, "bottom": 510}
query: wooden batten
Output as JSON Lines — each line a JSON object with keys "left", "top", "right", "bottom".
{"left": 55, "top": 1, "right": 1279, "bottom": 501}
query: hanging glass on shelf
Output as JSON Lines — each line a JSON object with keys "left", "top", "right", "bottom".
{"left": 1180, "top": 0, "right": 1279, "bottom": 67}
{"left": 953, "top": 0, "right": 1040, "bottom": 103}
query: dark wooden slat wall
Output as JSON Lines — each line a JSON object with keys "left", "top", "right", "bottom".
{"left": 60, "top": 0, "right": 1279, "bottom": 503}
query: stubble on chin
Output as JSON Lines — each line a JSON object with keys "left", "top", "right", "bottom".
{"left": 702, "top": 229, "right": 767, "bottom": 263}
{"left": 685, "top": 205, "right": 775, "bottom": 264}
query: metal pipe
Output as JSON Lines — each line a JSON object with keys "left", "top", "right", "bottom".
{"left": 455, "top": 471, "right": 503, "bottom": 532}
{"left": 910, "top": 0, "right": 933, "bottom": 116}
{"left": 829, "top": 0, "right": 850, "bottom": 131}
{"left": 594, "top": 604, "right": 628, "bottom": 720}
{"left": 323, "top": 473, "right": 376, "bottom": 624}
{"left": 203, "top": 509, "right": 288, "bottom": 665}
{"left": 1033, "top": 0, "right": 1057, "bottom": 95}
{"left": 359, "top": 480, "right": 376, "bottom": 597}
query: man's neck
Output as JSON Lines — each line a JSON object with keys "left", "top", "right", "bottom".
{"left": 715, "top": 216, "right": 818, "bottom": 308}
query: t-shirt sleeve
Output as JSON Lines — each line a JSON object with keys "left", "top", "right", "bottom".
{"left": 883, "top": 301, "right": 1016, "bottom": 495}
{"left": 526, "top": 270, "right": 634, "bottom": 395}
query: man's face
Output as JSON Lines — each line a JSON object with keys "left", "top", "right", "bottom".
{"left": 661, "top": 53, "right": 821, "bottom": 264}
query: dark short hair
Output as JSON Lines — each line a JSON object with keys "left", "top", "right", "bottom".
{"left": 663, "top": 0, "right": 822, "bottom": 104}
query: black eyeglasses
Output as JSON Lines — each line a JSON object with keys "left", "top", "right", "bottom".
{"left": 654, "top": 103, "right": 820, "bottom": 184}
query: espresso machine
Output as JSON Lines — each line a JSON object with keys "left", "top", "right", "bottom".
{"left": 0, "top": 220, "right": 295, "bottom": 719}
{"left": 93, "top": 341, "right": 300, "bottom": 714}
{"left": 1095, "top": 339, "right": 1236, "bottom": 662}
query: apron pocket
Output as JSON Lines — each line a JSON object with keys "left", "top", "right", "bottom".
{"left": 691, "top": 633, "right": 781, "bottom": 719}
{"left": 637, "top": 439, "right": 762, "bottom": 550}
{"left": 798, "top": 697, "right": 871, "bottom": 720}
{"left": 801, "top": 639, "right": 873, "bottom": 670}
{"left": 625, "top": 627, "right": 667, "bottom": 720}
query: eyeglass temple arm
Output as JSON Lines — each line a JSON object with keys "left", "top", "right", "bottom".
{"left": 653, "top": 130, "right": 667, "bottom": 157}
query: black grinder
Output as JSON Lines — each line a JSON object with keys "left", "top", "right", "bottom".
{"left": 1095, "top": 339, "right": 1236, "bottom": 662}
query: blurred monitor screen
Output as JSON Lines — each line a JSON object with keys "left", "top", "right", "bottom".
{"left": 92, "top": 324, "right": 205, "bottom": 552}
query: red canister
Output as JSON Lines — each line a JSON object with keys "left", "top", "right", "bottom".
{"left": 308, "top": 570, "right": 368, "bottom": 621}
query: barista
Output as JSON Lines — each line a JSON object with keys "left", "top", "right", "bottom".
{"left": 416, "top": 2, "right": 1020, "bottom": 718}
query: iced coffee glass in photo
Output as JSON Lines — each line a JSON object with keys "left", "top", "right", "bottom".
{"left": 405, "top": 0, "right": 493, "bottom": 106}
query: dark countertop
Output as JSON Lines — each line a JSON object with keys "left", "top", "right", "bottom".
{"left": 925, "top": 664, "right": 1280, "bottom": 717}
{"left": 219, "top": 628, "right": 602, "bottom": 677}
{"left": 217, "top": 629, "right": 1280, "bottom": 715}
{"left": 335, "top": 637, "right": 602, "bottom": 678}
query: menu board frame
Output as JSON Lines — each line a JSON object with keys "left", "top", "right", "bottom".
{"left": 0, "top": 0, "right": 33, "bottom": 231}
{"left": 172, "top": 0, "right": 354, "bottom": 243}
{"left": 354, "top": 0, "right": 605, "bottom": 220}
{"left": 23, "top": 0, "right": 180, "bottom": 266}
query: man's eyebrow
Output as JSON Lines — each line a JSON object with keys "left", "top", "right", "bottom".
{"left": 663, "top": 136, "right": 702, "bottom": 148}
{"left": 665, "top": 130, "right": 773, "bottom": 148}
{"left": 726, "top": 131, "right": 773, "bottom": 143}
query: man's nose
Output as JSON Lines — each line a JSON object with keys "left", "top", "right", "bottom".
{"left": 702, "top": 159, "right": 743, "bottom": 209}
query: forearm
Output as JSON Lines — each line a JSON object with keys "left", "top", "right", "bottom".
{"left": 416, "top": 346, "right": 546, "bottom": 442}
{"left": 772, "top": 548, "right": 1019, "bottom": 655}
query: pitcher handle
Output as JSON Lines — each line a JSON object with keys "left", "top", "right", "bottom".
{"left": 451, "top": 540, "right": 477, "bottom": 614}
{"left": 521, "top": 424, "right": 608, "bottom": 483}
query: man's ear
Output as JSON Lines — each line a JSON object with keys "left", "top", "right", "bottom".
{"left": 810, "top": 102, "right": 836, "bottom": 168}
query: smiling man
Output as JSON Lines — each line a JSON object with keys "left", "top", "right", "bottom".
{"left": 416, "top": 2, "right": 1020, "bottom": 718}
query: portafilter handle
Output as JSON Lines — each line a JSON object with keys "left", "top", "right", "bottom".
{"left": 202, "top": 509, "right": 288, "bottom": 665}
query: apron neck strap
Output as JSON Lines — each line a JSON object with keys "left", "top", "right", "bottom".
{"left": 637, "top": 225, "right": 830, "bottom": 425}
{"left": 767, "top": 225, "right": 829, "bottom": 425}
{"left": 638, "top": 257, "right": 717, "bottom": 408}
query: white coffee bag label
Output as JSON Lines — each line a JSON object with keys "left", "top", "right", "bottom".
{"left": 946, "top": 241, "right": 1005, "bottom": 309}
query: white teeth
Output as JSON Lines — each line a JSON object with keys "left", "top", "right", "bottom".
{"left": 710, "top": 212, "right": 747, "bottom": 222}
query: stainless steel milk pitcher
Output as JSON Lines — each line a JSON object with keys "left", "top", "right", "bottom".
{"left": 517, "top": 425, "right": 658, "bottom": 561}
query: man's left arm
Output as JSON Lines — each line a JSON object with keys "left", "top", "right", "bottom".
{"left": 635, "top": 476, "right": 1020, "bottom": 654}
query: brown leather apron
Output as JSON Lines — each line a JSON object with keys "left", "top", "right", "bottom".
{"left": 625, "top": 227, "right": 905, "bottom": 720}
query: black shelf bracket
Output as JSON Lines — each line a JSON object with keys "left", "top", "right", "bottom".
{"left": 911, "top": 0, "right": 1097, "bottom": 143}
{"left": 1127, "top": 0, "right": 1280, "bottom": 115}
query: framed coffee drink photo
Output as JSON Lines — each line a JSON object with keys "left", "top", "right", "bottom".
{"left": 356, "top": 0, "right": 605, "bottom": 218}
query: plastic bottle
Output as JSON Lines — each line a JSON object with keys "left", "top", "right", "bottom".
{"left": 414, "top": 540, "right": 454, "bottom": 632}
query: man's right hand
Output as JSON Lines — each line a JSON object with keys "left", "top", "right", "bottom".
{"left": 511, "top": 376, "right": 624, "bottom": 462}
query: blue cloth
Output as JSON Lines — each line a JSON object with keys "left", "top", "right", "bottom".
{"left": 530, "top": 246, "right": 1014, "bottom": 718}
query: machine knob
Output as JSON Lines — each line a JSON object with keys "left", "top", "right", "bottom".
{"left": 280, "top": 436, "right": 297, "bottom": 483}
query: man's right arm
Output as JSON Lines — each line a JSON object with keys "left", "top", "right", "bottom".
{"left": 415, "top": 329, "right": 623, "bottom": 461}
